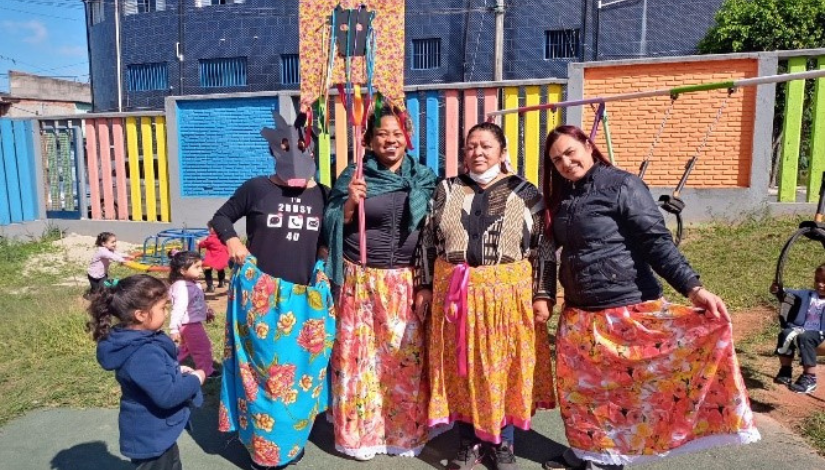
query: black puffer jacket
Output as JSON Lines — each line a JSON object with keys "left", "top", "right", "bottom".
{"left": 552, "top": 162, "right": 701, "bottom": 310}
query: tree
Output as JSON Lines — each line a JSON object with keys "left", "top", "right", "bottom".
{"left": 698, "top": 0, "right": 825, "bottom": 187}
{"left": 699, "top": 0, "right": 825, "bottom": 53}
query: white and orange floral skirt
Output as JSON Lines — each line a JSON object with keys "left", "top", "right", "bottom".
{"left": 330, "top": 260, "right": 432, "bottom": 459}
{"left": 428, "top": 258, "right": 556, "bottom": 444}
{"left": 556, "top": 299, "right": 761, "bottom": 466}
{"left": 219, "top": 256, "right": 336, "bottom": 468}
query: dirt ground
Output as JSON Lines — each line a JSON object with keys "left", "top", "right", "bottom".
{"left": 729, "top": 306, "right": 825, "bottom": 435}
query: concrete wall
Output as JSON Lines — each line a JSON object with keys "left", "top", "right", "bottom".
{"left": 9, "top": 71, "right": 91, "bottom": 103}
{"left": 566, "top": 52, "right": 781, "bottom": 222}
{"left": 5, "top": 100, "right": 86, "bottom": 118}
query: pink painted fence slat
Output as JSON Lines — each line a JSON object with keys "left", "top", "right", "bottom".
{"left": 111, "top": 119, "right": 129, "bottom": 220}
{"left": 97, "top": 119, "right": 115, "bottom": 219}
{"left": 444, "top": 90, "right": 460, "bottom": 177}
{"left": 84, "top": 120, "right": 102, "bottom": 220}
{"left": 464, "top": 89, "right": 478, "bottom": 132}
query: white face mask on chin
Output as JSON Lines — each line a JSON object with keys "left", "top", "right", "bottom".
{"left": 468, "top": 164, "right": 502, "bottom": 185}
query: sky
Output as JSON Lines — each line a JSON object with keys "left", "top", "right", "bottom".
{"left": 0, "top": 0, "right": 89, "bottom": 93}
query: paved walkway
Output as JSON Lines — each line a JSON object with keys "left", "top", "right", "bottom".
{"left": 0, "top": 408, "right": 821, "bottom": 470}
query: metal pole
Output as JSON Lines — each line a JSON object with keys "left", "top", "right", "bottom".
{"left": 640, "top": 0, "right": 647, "bottom": 56}
{"left": 487, "top": 68, "right": 825, "bottom": 118}
{"left": 114, "top": 0, "right": 123, "bottom": 112}
{"left": 493, "top": 0, "right": 505, "bottom": 81}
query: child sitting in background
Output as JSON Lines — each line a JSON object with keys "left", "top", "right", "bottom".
{"left": 168, "top": 250, "right": 218, "bottom": 379}
{"left": 197, "top": 221, "right": 229, "bottom": 293}
{"left": 87, "top": 232, "right": 130, "bottom": 296}
{"left": 88, "top": 274, "right": 205, "bottom": 470}
{"left": 772, "top": 262, "right": 825, "bottom": 394}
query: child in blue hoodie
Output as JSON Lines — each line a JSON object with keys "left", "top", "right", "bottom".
{"left": 88, "top": 274, "right": 205, "bottom": 470}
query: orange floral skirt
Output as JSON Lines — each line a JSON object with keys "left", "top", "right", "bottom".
{"left": 556, "top": 300, "right": 761, "bottom": 466}
{"left": 428, "top": 258, "right": 555, "bottom": 444}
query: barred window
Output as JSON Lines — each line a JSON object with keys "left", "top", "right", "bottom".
{"left": 281, "top": 54, "right": 300, "bottom": 85}
{"left": 195, "top": 0, "right": 247, "bottom": 6}
{"left": 124, "top": 0, "right": 166, "bottom": 15}
{"left": 199, "top": 57, "right": 248, "bottom": 88}
{"left": 89, "top": 0, "right": 104, "bottom": 25}
{"left": 127, "top": 63, "right": 168, "bottom": 92}
{"left": 412, "top": 38, "right": 441, "bottom": 70}
{"left": 544, "top": 29, "right": 580, "bottom": 60}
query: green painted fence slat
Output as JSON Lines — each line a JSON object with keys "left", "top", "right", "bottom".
{"left": 809, "top": 56, "right": 825, "bottom": 203}
{"left": 779, "top": 57, "right": 807, "bottom": 202}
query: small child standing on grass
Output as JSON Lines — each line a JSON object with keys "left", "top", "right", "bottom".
{"left": 197, "top": 221, "right": 229, "bottom": 293}
{"left": 773, "top": 262, "right": 825, "bottom": 394}
{"left": 168, "top": 250, "right": 218, "bottom": 379}
{"left": 87, "top": 232, "right": 130, "bottom": 295}
{"left": 88, "top": 274, "right": 205, "bottom": 470}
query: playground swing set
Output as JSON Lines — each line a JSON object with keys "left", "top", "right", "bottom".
{"left": 488, "top": 67, "right": 825, "bottom": 330}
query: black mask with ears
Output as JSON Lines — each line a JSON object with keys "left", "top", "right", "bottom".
{"left": 260, "top": 111, "right": 317, "bottom": 187}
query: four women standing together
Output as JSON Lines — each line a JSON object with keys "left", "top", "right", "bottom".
{"left": 215, "top": 107, "right": 758, "bottom": 470}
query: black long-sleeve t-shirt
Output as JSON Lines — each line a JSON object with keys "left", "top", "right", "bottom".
{"left": 342, "top": 190, "right": 420, "bottom": 268}
{"left": 211, "top": 176, "right": 327, "bottom": 285}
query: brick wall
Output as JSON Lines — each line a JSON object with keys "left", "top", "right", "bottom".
{"left": 176, "top": 97, "right": 279, "bottom": 197}
{"left": 582, "top": 58, "right": 758, "bottom": 188}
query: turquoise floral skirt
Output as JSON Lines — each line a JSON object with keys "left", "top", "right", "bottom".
{"left": 219, "top": 256, "right": 336, "bottom": 467}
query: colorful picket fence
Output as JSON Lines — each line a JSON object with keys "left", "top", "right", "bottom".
{"left": 48, "top": 113, "right": 171, "bottom": 222}
{"left": 0, "top": 118, "right": 39, "bottom": 225}
{"left": 778, "top": 52, "right": 825, "bottom": 203}
{"left": 318, "top": 82, "right": 566, "bottom": 187}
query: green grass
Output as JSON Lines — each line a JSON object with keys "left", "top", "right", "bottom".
{"left": 802, "top": 412, "right": 825, "bottom": 455}
{"left": 0, "top": 213, "right": 822, "bottom": 433}
{"left": 664, "top": 213, "right": 817, "bottom": 311}
{"left": 0, "top": 232, "right": 226, "bottom": 427}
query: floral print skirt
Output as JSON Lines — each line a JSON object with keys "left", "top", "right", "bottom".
{"left": 428, "top": 258, "right": 556, "bottom": 444}
{"left": 330, "top": 260, "right": 431, "bottom": 458}
{"left": 219, "top": 256, "right": 336, "bottom": 468}
{"left": 556, "top": 300, "right": 761, "bottom": 466}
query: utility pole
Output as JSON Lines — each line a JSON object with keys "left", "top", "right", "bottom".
{"left": 114, "top": 0, "right": 123, "bottom": 112}
{"left": 493, "top": 0, "right": 505, "bottom": 81}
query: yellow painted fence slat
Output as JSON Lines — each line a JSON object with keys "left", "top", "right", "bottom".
{"left": 155, "top": 117, "right": 171, "bottom": 222}
{"left": 140, "top": 117, "right": 157, "bottom": 222}
{"left": 125, "top": 117, "right": 143, "bottom": 221}
{"left": 524, "top": 85, "right": 540, "bottom": 185}
{"left": 503, "top": 87, "right": 520, "bottom": 174}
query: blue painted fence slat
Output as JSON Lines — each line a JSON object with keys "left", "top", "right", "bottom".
{"left": 12, "top": 120, "right": 37, "bottom": 221}
{"left": 0, "top": 120, "right": 15, "bottom": 224}
{"left": 406, "top": 93, "right": 420, "bottom": 162}
{"left": 2, "top": 121, "right": 24, "bottom": 223}
{"left": 425, "top": 91, "right": 439, "bottom": 173}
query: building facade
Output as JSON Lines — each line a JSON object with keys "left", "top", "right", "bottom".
{"left": 85, "top": 0, "right": 724, "bottom": 111}
{"left": 0, "top": 71, "right": 91, "bottom": 118}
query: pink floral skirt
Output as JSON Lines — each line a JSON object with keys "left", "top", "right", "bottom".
{"left": 330, "top": 260, "right": 431, "bottom": 458}
{"left": 556, "top": 299, "right": 761, "bottom": 466}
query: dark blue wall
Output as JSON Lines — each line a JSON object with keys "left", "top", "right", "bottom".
{"left": 176, "top": 96, "right": 279, "bottom": 197}
{"left": 87, "top": 0, "right": 724, "bottom": 111}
